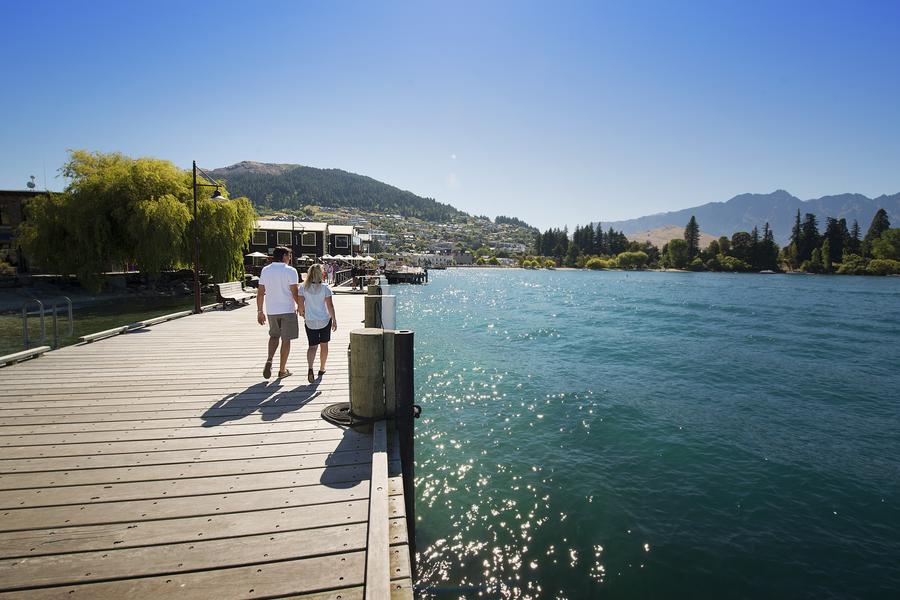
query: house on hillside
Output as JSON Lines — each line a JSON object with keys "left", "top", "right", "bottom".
{"left": 247, "top": 220, "right": 328, "bottom": 270}
{"left": 0, "top": 189, "right": 45, "bottom": 273}
{"left": 328, "top": 225, "right": 359, "bottom": 255}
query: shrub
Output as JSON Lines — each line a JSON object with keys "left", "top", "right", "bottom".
{"left": 837, "top": 254, "right": 868, "bottom": 275}
{"left": 718, "top": 254, "right": 752, "bottom": 272}
{"left": 543, "top": 258, "right": 556, "bottom": 268}
{"left": 616, "top": 251, "right": 649, "bottom": 270}
{"left": 688, "top": 257, "right": 705, "bottom": 271}
{"left": 585, "top": 257, "right": 610, "bottom": 270}
{"left": 0, "top": 261, "right": 15, "bottom": 277}
{"left": 866, "top": 259, "right": 900, "bottom": 276}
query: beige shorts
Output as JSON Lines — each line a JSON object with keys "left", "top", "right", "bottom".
{"left": 268, "top": 313, "right": 299, "bottom": 340}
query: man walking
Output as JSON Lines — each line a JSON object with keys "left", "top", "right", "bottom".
{"left": 257, "top": 246, "right": 301, "bottom": 379}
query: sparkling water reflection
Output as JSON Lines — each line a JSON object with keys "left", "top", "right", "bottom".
{"left": 396, "top": 269, "right": 900, "bottom": 599}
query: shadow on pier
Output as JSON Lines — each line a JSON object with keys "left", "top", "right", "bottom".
{"left": 200, "top": 380, "right": 321, "bottom": 426}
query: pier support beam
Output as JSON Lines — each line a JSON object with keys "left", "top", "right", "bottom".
{"left": 393, "top": 329, "right": 416, "bottom": 570}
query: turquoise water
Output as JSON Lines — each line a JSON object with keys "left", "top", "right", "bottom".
{"left": 394, "top": 269, "right": 900, "bottom": 599}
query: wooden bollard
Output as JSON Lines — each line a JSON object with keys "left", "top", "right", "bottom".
{"left": 364, "top": 295, "right": 382, "bottom": 328}
{"left": 393, "top": 329, "right": 416, "bottom": 568}
{"left": 383, "top": 330, "right": 396, "bottom": 437}
{"left": 349, "top": 328, "right": 384, "bottom": 433}
{"left": 367, "top": 284, "right": 382, "bottom": 296}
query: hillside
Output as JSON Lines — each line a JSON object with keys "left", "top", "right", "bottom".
{"left": 605, "top": 190, "right": 900, "bottom": 245}
{"left": 628, "top": 226, "right": 717, "bottom": 251}
{"left": 208, "top": 161, "right": 465, "bottom": 223}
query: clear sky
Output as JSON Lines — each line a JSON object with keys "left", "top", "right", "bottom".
{"left": 1, "top": 0, "right": 898, "bottom": 230}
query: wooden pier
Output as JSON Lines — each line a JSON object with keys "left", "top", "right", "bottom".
{"left": 383, "top": 268, "right": 427, "bottom": 285}
{"left": 0, "top": 295, "right": 413, "bottom": 599}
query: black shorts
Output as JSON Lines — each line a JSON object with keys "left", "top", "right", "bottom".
{"left": 305, "top": 320, "right": 332, "bottom": 346}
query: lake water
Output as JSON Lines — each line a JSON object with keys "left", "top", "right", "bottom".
{"left": 393, "top": 269, "right": 900, "bottom": 599}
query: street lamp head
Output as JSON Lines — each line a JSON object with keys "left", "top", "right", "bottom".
{"left": 211, "top": 188, "right": 226, "bottom": 200}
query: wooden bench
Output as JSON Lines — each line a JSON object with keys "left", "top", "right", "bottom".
{"left": 1, "top": 346, "right": 51, "bottom": 367}
{"left": 215, "top": 281, "right": 256, "bottom": 309}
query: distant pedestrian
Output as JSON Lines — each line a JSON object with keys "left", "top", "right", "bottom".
{"left": 257, "top": 246, "right": 301, "bottom": 379}
{"left": 299, "top": 263, "right": 338, "bottom": 383}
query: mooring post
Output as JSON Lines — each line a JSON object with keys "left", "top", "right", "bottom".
{"left": 394, "top": 329, "right": 416, "bottom": 569}
{"left": 367, "top": 283, "right": 382, "bottom": 296}
{"left": 349, "top": 328, "right": 385, "bottom": 433}
{"left": 383, "top": 329, "right": 397, "bottom": 438}
{"left": 364, "top": 295, "right": 382, "bottom": 328}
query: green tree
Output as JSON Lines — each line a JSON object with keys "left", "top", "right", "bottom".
{"left": 684, "top": 216, "right": 700, "bottom": 259}
{"left": 730, "top": 232, "right": 754, "bottom": 264}
{"left": 18, "top": 150, "right": 254, "bottom": 290}
{"left": 871, "top": 229, "right": 900, "bottom": 260}
{"left": 822, "top": 238, "right": 832, "bottom": 272}
{"left": 867, "top": 259, "right": 900, "bottom": 275}
{"left": 864, "top": 208, "right": 891, "bottom": 244}
{"left": 616, "top": 251, "right": 648, "bottom": 270}
{"left": 666, "top": 238, "right": 690, "bottom": 269}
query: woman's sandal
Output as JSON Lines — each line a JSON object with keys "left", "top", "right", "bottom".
{"left": 318, "top": 370, "right": 326, "bottom": 377}
{"left": 277, "top": 369, "right": 292, "bottom": 379}
{"left": 307, "top": 368, "right": 315, "bottom": 383}
{"left": 263, "top": 359, "right": 272, "bottom": 379}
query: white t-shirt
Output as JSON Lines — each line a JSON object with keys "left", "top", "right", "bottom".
{"left": 259, "top": 262, "right": 299, "bottom": 315}
{"left": 299, "top": 283, "right": 333, "bottom": 329}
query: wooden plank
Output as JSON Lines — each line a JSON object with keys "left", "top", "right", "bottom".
{"left": 0, "top": 521, "right": 369, "bottom": 590}
{"left": 0, "top": 418, "right": 345, "bottom": 446}
{"left": 0, "top": 479, "right": 371, "bottom": 532}
{"left": 0, "top": 499, "right": 405, "bottom": 559}
{"left": 0, "top": 428, "right": 364, "bottom": 460}
{"left": 0, "top": 551, "right": 369, "bottom": 599}
{"left": 365, "top": 420, "right": 390, "bottom": 600}
{"left": 0, "top": 464, "right": 372, "bottom": 509}
{"left": 0, "top": 449, "right": 372, "bottom": 490}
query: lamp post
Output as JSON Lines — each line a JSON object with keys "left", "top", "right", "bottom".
{"left": 192, "top": 161, "right": 226, "bottom": 314}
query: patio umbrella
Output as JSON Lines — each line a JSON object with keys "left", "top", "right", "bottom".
{"left": 245, "top": 251, "right": 268, "bottom": 258}
{"left": 363, "top": 256, "right": 376, "bottom": 261}
{"left": 321, "top": 253, "right": 334, "bottom": 260}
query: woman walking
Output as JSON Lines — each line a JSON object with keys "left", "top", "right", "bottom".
{"left": 298, "top": 263, "right": 338, "bottom": 383}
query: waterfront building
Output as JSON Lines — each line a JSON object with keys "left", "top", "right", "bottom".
{"left": 328, "top": 225, "right": 360, "bottom": 255}
{"left": 0, "top": 189, "right": 44, "bottom": 273}
{"left": 247, "top": 220, "right": 328, "bottom": 270}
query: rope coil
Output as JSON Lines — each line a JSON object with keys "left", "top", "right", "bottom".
{"left": 321, "top": 402, "right": 422, "bottom": 427}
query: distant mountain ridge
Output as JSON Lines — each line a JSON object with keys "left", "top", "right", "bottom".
{"left": 208, "top": 161, "right": 465, "bottom": 222}
{"left": 604, "top": 190, "right": 900, "bottom": 245}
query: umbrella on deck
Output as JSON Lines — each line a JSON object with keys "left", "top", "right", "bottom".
{"left": 245, "top": 251, "right": 268, "bottom": 258}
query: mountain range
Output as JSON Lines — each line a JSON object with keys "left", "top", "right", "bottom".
{"left": 211, "top": 162, "right": 898, "bottom": 248}
{"left": 604, "top": 190, "right": 900, "bottom": 245}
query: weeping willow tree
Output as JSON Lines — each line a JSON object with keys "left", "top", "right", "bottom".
{"left": 19, "top": 150, "right": 255, "bottom": 290}
{"left": 196, "top": 195, "right": 255, "bottom": 282}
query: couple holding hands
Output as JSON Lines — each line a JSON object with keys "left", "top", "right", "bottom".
{"left": 256, "top": 246, "right": 337, "bottom": 383}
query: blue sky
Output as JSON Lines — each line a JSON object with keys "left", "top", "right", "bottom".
{"left": 1, "top": 0, "right": 898, "bottom": 229}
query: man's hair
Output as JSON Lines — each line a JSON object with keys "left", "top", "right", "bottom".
{"left": 272, "top": 246, "right": 291, "bottom": 262}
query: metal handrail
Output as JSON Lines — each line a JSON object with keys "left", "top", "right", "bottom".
{"left": 22, "top": 299, "right": 45, "bottom": 350}
{"left": 50, "top": 297, "right": 74, "bottom": 349}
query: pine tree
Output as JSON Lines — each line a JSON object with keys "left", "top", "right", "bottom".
{"left": 822, "top": 238, "right": 832, "bottom": 272}
{"left": 849, "top": 220, "right": 861, "bottom": 254}
{"left": 684, "top": 216, "right": 700, "bottom": 259}
{"left": 864, "top": 208, "right": 891, "bottom": 243}
{"left": 799, "top": 213, "right": 820, "bottom": 262}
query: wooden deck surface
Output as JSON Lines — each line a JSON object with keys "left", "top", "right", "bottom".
{"left": 0, "top": 295, "right": 413, "bottom": 599}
